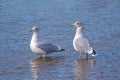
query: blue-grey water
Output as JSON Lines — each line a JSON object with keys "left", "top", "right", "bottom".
{"left": 0, "top": 0, "right": 120, "bottom": 80}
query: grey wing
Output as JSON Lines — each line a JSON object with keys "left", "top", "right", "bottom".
{"left": 82, "top": 38, "right": 93, "bottom": 53}
{"left": 38, "top": 42, "right": 61, "bottom": 53}
{"left": 75, "top": 37, "right": 93, "bottom": 53}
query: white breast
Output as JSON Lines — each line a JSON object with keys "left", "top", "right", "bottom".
{"left": 73, "top": 36, "right": 81, "bottom": 52}
{"left": 30, "top": 41, "right": 46, "bottom": 55}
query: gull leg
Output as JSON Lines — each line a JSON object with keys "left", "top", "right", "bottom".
{"left": 86, "top": 53, "right": 88, "bottom": 60}
{"left": 42, "top": 55, "right": 46, "bottom": 60}
{"left": 79, "top": 52, "right": 82, "bottom": 59}
{"left": 38, "top": 55, "right": 42, "bottom": 58}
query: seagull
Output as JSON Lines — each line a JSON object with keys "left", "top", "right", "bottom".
{"left": 70, "top": 22, "right": 96, "bottom": 59}
{"left": 29, "top": 27, "right": 65, "bottom": 58}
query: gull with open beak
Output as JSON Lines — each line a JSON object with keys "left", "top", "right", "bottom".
{"left": 70, "top": 22, "right": 96, "bottom": 59}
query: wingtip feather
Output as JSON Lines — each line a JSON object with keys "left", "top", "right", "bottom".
{"left": 91, "top": 49, "right": 97, "bottom": 56}
{"left": 61, "top": 49, "right": 65, "bottom": 51}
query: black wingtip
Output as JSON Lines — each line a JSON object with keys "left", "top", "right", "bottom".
{"left": 92, "top": 49, "right": 96, "bottom": 55}
{"left": 61, "top": 49, "right": 65, "bottom": 51}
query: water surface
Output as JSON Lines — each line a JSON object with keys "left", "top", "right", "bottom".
{"left": 0, "top": 0, "right": 120, "bottom": 80}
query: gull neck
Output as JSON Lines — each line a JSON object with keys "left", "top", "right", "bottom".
{"left": 75, "top": 27, "right": 83, "bottom": 37}
{"left": 31, "top": 32, "right": 39, "bottom": 42}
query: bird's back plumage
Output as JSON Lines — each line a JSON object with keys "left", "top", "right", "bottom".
{"left": 38, "top": 42, "right": 63, "bottom": 53}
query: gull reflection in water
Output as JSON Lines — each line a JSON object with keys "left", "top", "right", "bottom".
{"left": 75, "top": 59, "right": 96, "bottom": 80}
{"left": 29, "top": 56, "right": 64, "bottom": 80}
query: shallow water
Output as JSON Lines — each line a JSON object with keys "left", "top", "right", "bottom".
{"left": 0, "top": 0, "right": 120, "bottom": 80}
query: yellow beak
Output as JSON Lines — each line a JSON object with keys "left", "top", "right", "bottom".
{"left": 70, "top": 24, "right": 75, "bottom": 27}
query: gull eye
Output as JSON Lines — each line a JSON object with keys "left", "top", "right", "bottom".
{"left": 76, "top": 22, "right": 80, "bottom": 25}
{"left": 36, "top": 28, "right": 39, "bottom": 31}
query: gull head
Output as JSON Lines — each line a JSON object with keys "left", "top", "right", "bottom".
{"left": 29, "top": 27, "right": 39, "bottom": 32}
{"left": 70, "top": 22, "right": 83, "bottom": 29}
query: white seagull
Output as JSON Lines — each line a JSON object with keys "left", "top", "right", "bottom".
{"left": 29, "top": 27, "right": 65, "bottom": 58}
{"left": 70, "top": 22, "right": 96, "bottom": 59}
